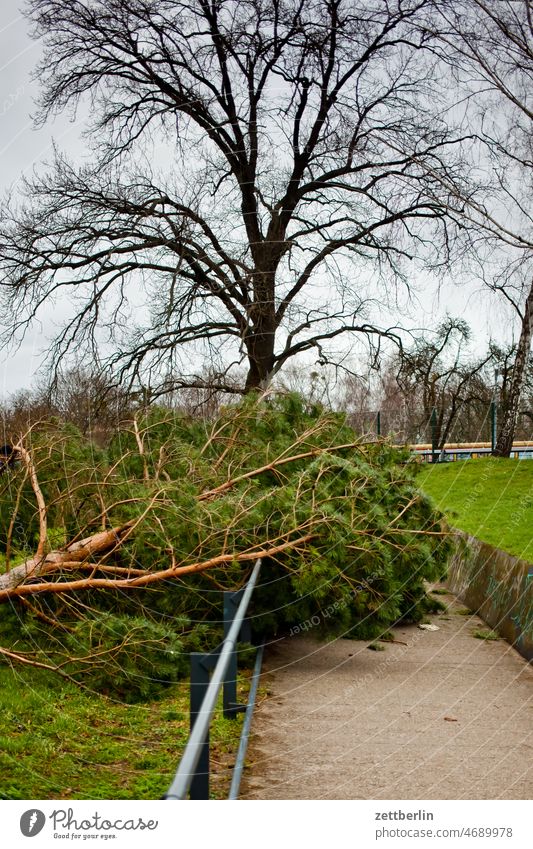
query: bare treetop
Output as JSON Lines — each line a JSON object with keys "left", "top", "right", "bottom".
{"left": 1, "top": 0, "right": 464, "bottom": 393}
{"left": 428, "top": 0, "right": 533, "bottom": 455}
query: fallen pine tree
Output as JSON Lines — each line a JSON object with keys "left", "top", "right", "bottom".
{"left": 0, "top": 393, "right": 451, "bottom": 699}
{"left": 0, "top": 521, "right": 136, "bottom": 594}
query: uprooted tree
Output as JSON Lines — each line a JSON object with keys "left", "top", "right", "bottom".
{"left": 0, "top": 0, "right": 466, "bottom": 394}
{"left": 0, "top": 394, "right": 450, "bottom": 700}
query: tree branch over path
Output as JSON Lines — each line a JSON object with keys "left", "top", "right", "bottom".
{"left": 0, "top": 534, "right": 315, "bottom": 603}
{"left": 0, "top": 521, "right": 136, "bottom": 594}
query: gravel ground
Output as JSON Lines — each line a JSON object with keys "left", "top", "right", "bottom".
{"left": 241, "top": 591, "right": 533, "bottom": 799}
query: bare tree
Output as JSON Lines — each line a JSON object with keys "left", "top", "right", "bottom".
{"left": 430, "top": 0, "right": 533, "bottom": 455}
{"left": 491, "top": 340, "right": 533, "bottom": 442}
{"left": 394, "top": 317, "right": 493, "bottom": 449}
{"left": 1, "top": 367, "right": 134, "bottom": 443}
{"left": 335, "top": 337, "right": 532, "bottom": 445}
{"left": 0, "top": 0, "right": 464, "bottom": 395}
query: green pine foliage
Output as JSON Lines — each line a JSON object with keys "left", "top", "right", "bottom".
{"left": 64, "top": 614, "right": 188, "bottom": 701}
{"left": 0, "top": 394, "right": 451, "bottom": 698}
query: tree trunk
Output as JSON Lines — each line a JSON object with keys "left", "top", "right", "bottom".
{"left": 244, "top": 265, "right": 277, "bottom": 391}
{"left": 494, "top": 280, "right": 533, "bottom": 457}
{"left": 244, "top": 326, "right": 276, "bottom": 391}
{"left": 0, "top": 522, "right": 134, "bottom": 593}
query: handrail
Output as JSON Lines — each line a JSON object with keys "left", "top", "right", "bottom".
{"left": 164, "top": 558, "right": 262, "bottom": 800}
{"left": 228, "top": 643, "right": 264, "bottom": 800}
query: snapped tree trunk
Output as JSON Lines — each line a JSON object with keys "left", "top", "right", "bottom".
{"left": 494, "top": 280, "right": 533, "bottom": 457}
{"left": 0, "top": 522, "right": 135, "bottom": 593}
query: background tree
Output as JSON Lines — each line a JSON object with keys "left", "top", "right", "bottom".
{"left": 430, "top": 0, "right": 533, "bottom": 455}
{"left": 0, "top": 0, "right": 464, "bottom": 395}
{"left": 1, "top": 367, "right": 134, "bottom": 444}
{"left": 337, "top": 337, "right": 532, "bottom": 447}
{"left": 491, "top": 341, "right": 533, "bottom": 441}
{"left": 385, "top": 317, "right": 494, "bottom": 447}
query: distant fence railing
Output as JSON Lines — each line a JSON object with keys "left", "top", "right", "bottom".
{"left": 164, "top": 559, "right": 263, "bottom": 800}
{"left": 347, "top": 401, "right": 532, "bottom": 447}
{"left": 412, "top": 441, "right": 533, "bottom": 463}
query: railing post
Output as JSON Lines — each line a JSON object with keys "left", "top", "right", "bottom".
{"left": 189, "top": 652, "right": 216, "bottom": 799}
{"left": 165, "top": 560, "right": 262, "bottom": 800}
{"left": 376, "top": 410, "right": 381, "bottom": 437}
{"left": 431, "top": 407, "right": 438, "bottom": 463}
{"left": 490, "top": 400, "right": 497, "bottom": 454}
{"left": 223, "top": 590, "right": 248, "bottom": 718}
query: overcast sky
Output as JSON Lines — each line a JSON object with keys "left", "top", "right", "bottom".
{"left": 0, "top": 2, "right": 87, "bottom": 397}
{"left": 0, "top": 1, "right": 508, "bottom": 400}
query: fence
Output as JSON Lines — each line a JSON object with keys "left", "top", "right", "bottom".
{"left": 348, "top": 402, "right": 533, "bottom": 458}
{"left": 413, "top": 442, "right": 533, "bottom": 463}
{"left": 164, "top": 559, "right": 263, "bottom": 800}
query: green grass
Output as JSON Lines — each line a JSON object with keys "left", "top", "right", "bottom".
{"left": 0, "top": 664, "right": 247, "bottom": 799}
{"left": 417, "top": 458, "right": 533, "bottom": 563}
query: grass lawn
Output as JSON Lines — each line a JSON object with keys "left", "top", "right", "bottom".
{"left": 0, "top": 664, "right": 248, "bottom": 800}
{"left": 417, "top": 458, "right": 533, "bottom": 563}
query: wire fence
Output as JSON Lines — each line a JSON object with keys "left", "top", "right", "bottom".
{"left": 346, "top": 402, "right": 533, "bottom": 447}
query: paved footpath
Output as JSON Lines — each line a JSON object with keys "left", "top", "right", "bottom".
{"left": 241, "top": 590, "right": 533, "bottom": 799}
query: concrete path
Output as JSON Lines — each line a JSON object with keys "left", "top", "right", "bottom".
{"left": 241, "top": 590, "right": 533, "bottom": 799}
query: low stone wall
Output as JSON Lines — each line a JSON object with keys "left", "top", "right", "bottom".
{"left": 448, "top": 533, "right": 533, "bottom": 662}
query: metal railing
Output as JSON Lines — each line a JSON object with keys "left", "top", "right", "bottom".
{"left": 164, "top": 559, "right": 263, "bottom": 800}
{"left": 413, "top": 442, "right": 533, "bottom": 463}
